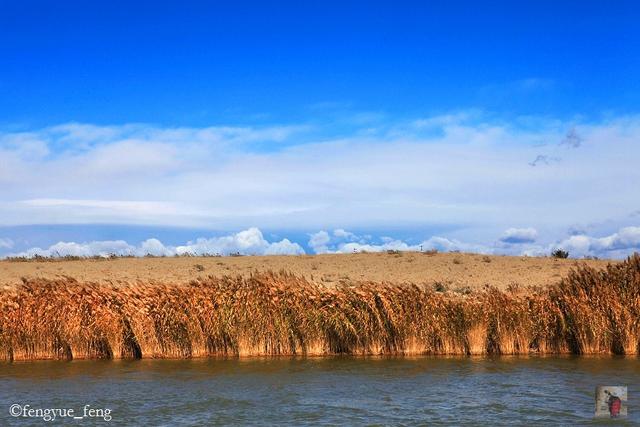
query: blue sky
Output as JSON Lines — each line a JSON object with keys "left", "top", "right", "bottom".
{"left": 1, "top": 1, "right": 639, "bottom": 258}
{"left": 2, "top": 1, "right": 638, "bottom": 127}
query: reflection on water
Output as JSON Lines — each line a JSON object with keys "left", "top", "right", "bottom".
{"left": 1, "top": 356, "right": 638, "bottom": 425}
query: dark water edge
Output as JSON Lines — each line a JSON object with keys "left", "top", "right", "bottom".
{"left": 1, "top": 356, "right": 638, "bottom": 426}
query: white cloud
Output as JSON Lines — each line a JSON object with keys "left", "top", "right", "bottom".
{"left": 420, "top": 236, "right": 491, "bottom": 254}
{"left": 5, "top": 228, "right": 304, "bottom": 258}
{"left": 306, "top": 229, "right": 493, "bottom": 255}
{"left": 0, "top": 114, "right": 639, "bottom": 259}
{"left": 263, "top": 239, "right": 304, "bottom": 255}
{"left": 333, "top": 228, "right": 356, "bottom": 239}
{"left": 499, "top": 227, "right": 538, "bottom": 244}
{"left": 554, "top": 226, "right": 640, "bottom": 258}
{"left": 5, "top": 226, "right": 640, "bottom": 260}
{"left": 138, "top": 238, "right": 173, "bottom": 257}
{"left": 0, "top": 238, "right": 13, "bottom": 249}
{"left": 306, "top": 226, "right": 640, "bottom": 259}
{"left": 174, "top": 227, "right": 304, "bottom": 256}
{"left": 308, "top": 231, "right": 331, "bottom": 254}
{"left": 15, "top": 240, "right": 136, "bottom": 258}
{"left": 336, "top": 239, "right": 417, "bottom": 254}
{"left": 331, "top": 235, "right": 494, "bottom": 254}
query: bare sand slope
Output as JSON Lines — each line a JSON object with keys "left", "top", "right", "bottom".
{"left": 0, "top": 252, "right": 615, "bottom": 291}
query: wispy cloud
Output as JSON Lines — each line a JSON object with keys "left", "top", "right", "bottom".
{"left": 528, "top": 154, "right": 560, "bottom": 167}
{"left": 0, "top": 238, "right": 13, "bottom": 249}
{"left": 559, "top": 127, "right": 582, "bottom": 148}
{"left": 477, "top": 78, "right": 555, "bottom": 101}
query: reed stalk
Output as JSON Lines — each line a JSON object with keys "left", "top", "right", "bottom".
{"left": 1, "top": 255, "right": 638, "bottom": 360}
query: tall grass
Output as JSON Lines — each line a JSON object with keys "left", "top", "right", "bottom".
{"left": 1, "top": 255, "right": 638, "bottom": 361}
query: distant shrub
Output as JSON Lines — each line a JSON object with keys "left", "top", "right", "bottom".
{"left": 433, "top": 282, "right": 447, "bottom": 292}
{"left": 551, "top": 249, "right": 569, "bottom": 259}
{"left": 423, "top": 249, "right": 438, "bottom": 256}
{"left": 482, "top": 255, "right": 492, "bottom": 263}
{"left": 4, "top": 254, "right": 133, "bottom": 262}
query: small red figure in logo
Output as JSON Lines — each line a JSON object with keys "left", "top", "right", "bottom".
{"left": 605, "top": 390, "right": 622, "bottom": 418}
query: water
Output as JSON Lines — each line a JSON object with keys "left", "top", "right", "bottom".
{"left": 1, "top": 356, "right": 638, "bottom": 425}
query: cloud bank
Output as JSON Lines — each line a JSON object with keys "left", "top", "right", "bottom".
{"left": 308, "top": 228, "right": 492, "bottom": 255}
{"left": 8, "top": 228, "right": 304, "bottom": 258}
{"left": 1, "top": 113, "right": 639, "bottom": 259}
{"left": 552, "top": 226, "right": 640, "bottom": 259}
{"left": 4, "top": 226, "right": 640, "bottom": 259}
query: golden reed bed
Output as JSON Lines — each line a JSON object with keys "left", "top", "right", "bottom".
{"left": 1, "top": 255, "right": 639, "bottom": 361}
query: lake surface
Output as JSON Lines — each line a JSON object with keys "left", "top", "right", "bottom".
{"left": 1, "top": 356, "right": 638, "bottom": 425}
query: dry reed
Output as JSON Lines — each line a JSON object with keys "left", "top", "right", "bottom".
{"left": 1, "top": 255, "right": 638, "bottom": 361}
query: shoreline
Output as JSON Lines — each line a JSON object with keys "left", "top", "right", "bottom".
{"left": 2, "top": 353, "right": 636, "bottom": 364}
